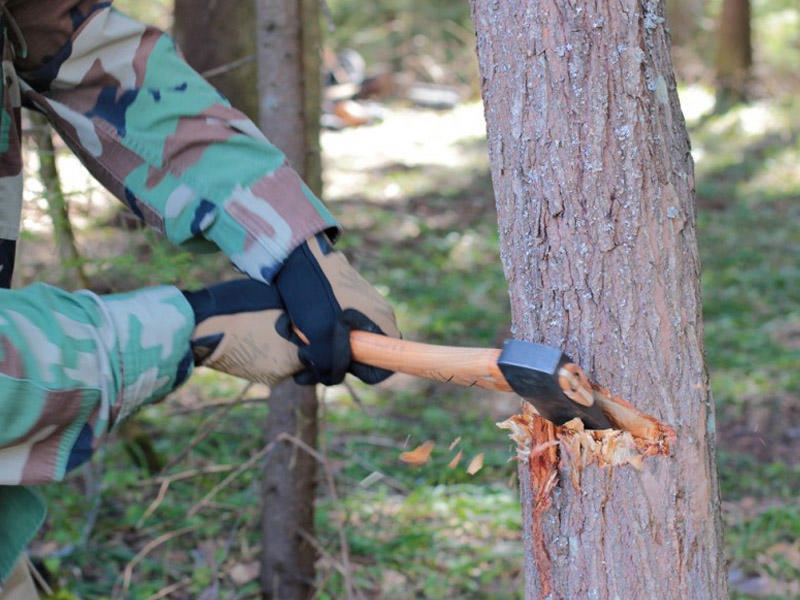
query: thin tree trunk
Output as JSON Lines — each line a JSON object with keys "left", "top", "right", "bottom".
{"left": 666, "top": 0, "right": 704, "bottom": 48}
{"left": 256, "top": 1, "right": 322, "bottom": 598}
{"left": 174, "top": 3, "right": 321, "bottom": 596}
{"left": 715, "top": 0, "right": 751, "bottom": 106}
{"left": 471, "top": 1, "right": 727, "bottom": 598}
{"left": 28, "top": 110, "right": 89, "bottom": 289}
{"left": 173, "top": 0, "right": 258, "bottom": 120}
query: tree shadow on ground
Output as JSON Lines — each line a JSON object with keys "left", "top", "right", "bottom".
{"left": 692, "top": 127, "right": 800, "bottom": 210}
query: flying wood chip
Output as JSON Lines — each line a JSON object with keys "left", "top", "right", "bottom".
{"left": 399, "top": 441, "right": 435, "bottom": 466}
{"left": 447, "top": 449, "right": 463, "bottom": 469}
{"left": 466, "top": 453, "right": 484, "bottom": 475}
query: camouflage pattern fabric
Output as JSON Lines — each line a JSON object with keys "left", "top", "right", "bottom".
{"left": 0, "top": 284, "right": 195, "bottom": 582}
{"left": 6, "top": 0, "right": 339, "bottom": 283}
{"left": 0, "top": 284, "right": 195, "bottom": 486}
{"left": 0, "top": 0, "right": 340, "bottom": 584}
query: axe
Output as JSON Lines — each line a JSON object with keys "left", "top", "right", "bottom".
{"left": 350, "top": 331, "right": 615, "bottom": 430}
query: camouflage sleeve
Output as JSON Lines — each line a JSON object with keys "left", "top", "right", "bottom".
{"left": 0, "top": 283, "right": 194, "bottom": 485}
{"left": 7, "top": 0, "right": 339, "bottom": 283}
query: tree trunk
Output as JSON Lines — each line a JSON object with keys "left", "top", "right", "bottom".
{"left": 665, "top": 0, "right": 704, "bottom": 48}
{"left": 27, "top": 110, "right": 89, "bottom": 289}
{"left": 256, "top": 1, "right": 322, "bottom": 598}
{"left": 470, "top": 1, "right": 728, "bottom": 598}
{"left": 173, "top": 0, "right": 258, "bottom": 121}
{"left": 714, "top": 0, "right": 751, "bottom": 106}
{"left": 174, "top": 3, "right": 322, "bottom": 597}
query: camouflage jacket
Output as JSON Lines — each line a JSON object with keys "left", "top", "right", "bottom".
{"left": 0, "top": 0, "right": 339, "bottom": 582}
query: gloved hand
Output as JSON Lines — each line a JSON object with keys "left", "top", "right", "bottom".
{"left": 182, "top": 279, "right": 303, "bottom": 387}
{"left": 274, "top": 232, "right": 400, "bottom": 386}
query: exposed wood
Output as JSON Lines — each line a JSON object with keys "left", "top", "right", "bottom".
{"left": 470, "top": 1, "right": 727, "bottom": 598}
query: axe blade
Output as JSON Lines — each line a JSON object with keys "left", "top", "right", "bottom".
{"left": 497, "top": 340, "right": 612, "bottom": 430}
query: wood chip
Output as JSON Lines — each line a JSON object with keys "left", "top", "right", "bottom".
{"left": 448, "top": 436, "right": 462, "bottom": 451}
{"left": 399, "top": 441, "right": 435, "bottom": 465}
{"left": 447, "top": 449, "right": 463, "bottom": 469}
{"left": 466, "top": 453, "right": 484, "bottom": 475}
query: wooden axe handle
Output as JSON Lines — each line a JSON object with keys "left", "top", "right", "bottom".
{"left": 349, "top": 330, "right": 513, "bottom": 392}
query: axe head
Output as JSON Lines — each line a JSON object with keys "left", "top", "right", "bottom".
{"left": 497, "top": 340, "right": 612, "bottom": 430}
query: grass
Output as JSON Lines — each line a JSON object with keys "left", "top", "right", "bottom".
{"left": 688, "top": 92, "right": 800, "bottom": 599}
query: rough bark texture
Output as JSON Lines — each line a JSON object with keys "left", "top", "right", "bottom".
{"left": 470, "top": 1, "right": 728, "bottom": 599}
{"left": 714, "top": 0, "right": 751, "bottom": 105}
{"left": 256, "top": 1, "right": 322, "bottom": 598}
{"left": 260, "top": 382, "right": 318, "bottom": 599}
{"left": 256, "top": 0, "right": 322, "bottom": 193}
{"left": 173, "top": 0, "right": 259, "bottom": 121}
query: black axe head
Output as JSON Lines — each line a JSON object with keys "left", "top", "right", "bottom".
{"left": 497, "top": 340, "right": 612, "bottom": 430}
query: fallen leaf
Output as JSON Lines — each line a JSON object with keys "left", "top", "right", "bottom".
{"left": 399, "top": 441, "right": 435, "bottom": 465}
{"left": 448, "top": 436, "right": 462, "bottom": 451}
{"left": 447, "top": 449, "right": 463, "bottom": 469}
{"left": 466, "top": 453, "right": 484, "bottom": 475}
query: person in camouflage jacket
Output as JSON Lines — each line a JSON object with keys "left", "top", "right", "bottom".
{"left": 0, "top": 1, "right": 399, "bottom": 594}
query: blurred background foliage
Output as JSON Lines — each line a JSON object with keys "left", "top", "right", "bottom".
{"left": 15, "top": 0, "right": 800, "bottom": 598}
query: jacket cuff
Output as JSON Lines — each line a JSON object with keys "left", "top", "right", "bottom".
{"left": 92, "top": 286, "right": 195, "bottom": 423}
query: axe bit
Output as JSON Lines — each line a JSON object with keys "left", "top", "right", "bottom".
{"left": 349, "top": 331, "right": 613, "bottom": 430}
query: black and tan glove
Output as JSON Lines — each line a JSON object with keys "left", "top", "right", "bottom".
{"left": 274, "top": 233, "right": 400, "bottom": 386}
{"left": 182, "top": 279, "right": 303, "bottom": 387}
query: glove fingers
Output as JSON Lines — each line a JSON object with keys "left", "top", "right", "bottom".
{"left": 349, "top": 361, "right": 393, "bottom": 385}
{"left": 296, "top": 321, "right": 350, "bottom": 386}
{"left": 305, "top": 235, "right": 400, "bottom": 340}
{"left": 192, "top": 309, "right": 303, "bottom": 386}
{"left": 275, "top": 237, "right": 345, "bottom": 385}
{"left": 340, "top": 308, "right": 397, "bottom": 384}
{"left": 293, "top": 369, "right": 320, "bottom": 386}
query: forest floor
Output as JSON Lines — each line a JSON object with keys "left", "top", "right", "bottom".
{"left": 16, "top": 91, "right": 800, "bottom": 599}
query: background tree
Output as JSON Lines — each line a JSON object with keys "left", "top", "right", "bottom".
{"left": 176, "top": 3, "right": 322, "bottom": 597}
{"left": 665, "top": 0, "right": 705, "bottom": 48}
{"left": 470, "top": 1, "right": 728, "bottom": 597}
{"left": 255, "top": 1, "right": 323, "bottom": 598}
{"left": 173, "top": 0, "right": 258, "bottom": 120}
{"left": 714, "top": 0, "right": 752, "bottom": 106}
{"left": 27, "top": 112, "right": 89, "bottom": 289}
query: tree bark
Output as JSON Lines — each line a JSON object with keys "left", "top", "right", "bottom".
{"left": 470, "top": 1, "right": 728, "bottom": 598}
{"left": 714, "top": 0, "right": 751, "bottom": 106}
{"left": 174, "top": 3, "right": 322, "bottom": 597}
{"left": 173, "top": 0, "right": 258, "bottom": 121}
{"left": 256, "top": 1, "right": 322, "bottom": 598}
